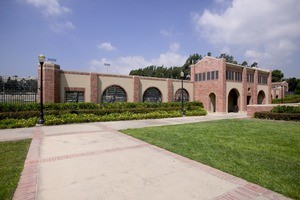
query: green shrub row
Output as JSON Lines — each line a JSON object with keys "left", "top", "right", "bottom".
{"left": 254, "top": 111, "right": 300, "bottom": 121}
{"left": 271, "top": 105, "right": 300, "bottom": 113}
{"left": 0, "top": 102, "right": 203, "bottom": 112}
{"left": 272, "top": 94, "right": 300, "bottom": 104}
{"left": 0, "top": 108, "right": 207, "bottom": 129}
{"left": 0, "top": 106, "right": 202, "bottom": 120}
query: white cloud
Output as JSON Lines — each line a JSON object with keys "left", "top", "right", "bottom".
{"left": 89, "top": 43, "right": 187, "bottom": 75}
{"left": 160, "top": 29, "right": 172, "bottom": 37}
{"left": 193, "top": 0, "right": 300, "bottom": 75}
{"left": 26, "top": 0, "right": 71, "bottom": 16}
{"left": 97, "top": 42, "right": 117, "bottom": 51}
{"left": 49, "top": 21, "right": 75, "bottom": 32}
{"left": 169, "top": 42, "right": 180, "bottom": 53}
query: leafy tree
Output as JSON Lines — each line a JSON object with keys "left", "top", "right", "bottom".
{"left": 207, "top": 52, "right": 212, "bottom": 56}
{"left": 251, "top": 62, "right": 258, "bottom": 68}
{"left": 295, "top": 82, "right": 300, "bottom": 94}
{"left": 286, "top": 78, "right": 300, "bottom": 92}
{"left": 272, "top": 69, "right": 284, "bottom": 82}
{"left": 241, "top": 61, "right": 248, "bottom": 66}
{"left": 218, "top": 53, "right": 238, "bottom": 64}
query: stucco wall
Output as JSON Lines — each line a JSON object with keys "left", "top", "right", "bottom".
{"left": 60, "top": 73, "right": 90, "bottom": 102}
{"left": 139, "top": 78, "right": 168, "bottom": 102}
{"left": 99, "top": 76, "right": 134, "bottom": 102}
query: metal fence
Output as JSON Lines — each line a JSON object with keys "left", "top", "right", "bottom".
{"left": 0, "top": 91, "right": 37, "bottom": 103}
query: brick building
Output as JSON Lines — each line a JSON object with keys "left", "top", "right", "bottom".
{"left": 38, "top": 56, "right": 272, "bottom": 113}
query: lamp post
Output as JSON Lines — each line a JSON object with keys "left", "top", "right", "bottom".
{"left": 37, "top": 54, "right": 45, "bottom": 125}
{"left": 180, "top": 71, "right": 185, "bottom": 117}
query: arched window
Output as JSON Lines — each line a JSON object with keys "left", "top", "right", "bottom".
{"left": 174, "top": 89, "right": 189, "bottom": 102}
{"left": 101, "top": 85, "right": 127, "bottom": 103}
{"left": 143, "top": 87, "right": 162, "bottom": 102}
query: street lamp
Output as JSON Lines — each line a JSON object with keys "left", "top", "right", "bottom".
{"left": 180, "top": 71, "right": 185, "bottom": 117}
{"left": 37, "top": 54, "right": 45, "bottom": 125}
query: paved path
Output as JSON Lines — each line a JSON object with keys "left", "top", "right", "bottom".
{"left": 0, "top": 113, "right": 290, "bottom": 199}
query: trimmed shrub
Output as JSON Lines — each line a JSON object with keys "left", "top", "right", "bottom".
{"left": 254, "top": 111, "right": 300, "bottom": 121}
{"left": 271, "top": 105, "right": 300, "bottom": 113}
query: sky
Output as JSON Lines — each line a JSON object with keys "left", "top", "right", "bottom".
{"left": 0, "top": 0, "right": 300, "bottom": 78}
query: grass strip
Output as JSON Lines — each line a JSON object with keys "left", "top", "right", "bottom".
{"left": 0, "top": 139, "right": 31, "bottom": 200}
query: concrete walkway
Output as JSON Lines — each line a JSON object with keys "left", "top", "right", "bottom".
{"left": 0, "top": 113, "right": 289, "bottom": 199}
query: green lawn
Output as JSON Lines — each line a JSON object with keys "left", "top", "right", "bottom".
{"left": 0, "top": 139, "right": 31, "bottom": 200}
{"left": 122, "top": 119, "right": 300, "bottom": 199}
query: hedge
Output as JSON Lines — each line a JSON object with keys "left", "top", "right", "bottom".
{"left": 254, "top": 111, "right": 300, "bottom": 121}
{"left": 0, "top": 102, "right": 203, "bottom": 112}
{"left": 0, "top": 106, "right": 202, "bottom": 120}
{"left": 271, "top": 105, "right": 300, "bottom": 113}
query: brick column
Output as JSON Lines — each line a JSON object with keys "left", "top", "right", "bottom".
{"left": 241, "top": 67, "right": 247, "bottom": 111}
{"left": 253, "top": 69, "right": 258, "bottom": 104}
{"left": 167, "top": 79, "right": 173, "bottom": 102}
{"left": 267, "top": 71, "right": 272, "bottom": 104}
{"left": 219, "top": 59, "right": 227, "bottom": 112}
{"left": 133, "top": 76, "right": 140, "bottom": 102}
{"left": 38, "top": 62, "right": 61, "bottom": 103}
{"left": 90, "top": 73, "right": 98, "bottom": 103}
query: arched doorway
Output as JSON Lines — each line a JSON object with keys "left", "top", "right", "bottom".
{"left": 143, "top": 87, "right": 162, "bottom": 102}
{"left": 174, "top": 89, "right": 189, "bottom": 102}
{"left": 101, "top": 85, "right": 127, "bottom": 103}
{"left": 209, "top": 93, "right": 216, "bottom": 112}
{"left": 228, "top": 89, "right": 240, "bottom": 112}
{"left": 257, "top": 90, "right": 265, "bottom": 104}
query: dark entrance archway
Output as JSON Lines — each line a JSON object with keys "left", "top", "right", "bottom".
{"left": 257, "top": 90, "right": 265, "bottom": 104}
{"left": 209, "top": 93, "right": 216, "bottom": 112}
{"left": 228, "top": 89, "right": 239, "bottom": 112}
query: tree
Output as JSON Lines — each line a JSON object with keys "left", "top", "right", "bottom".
{"left": 218, "top": 53, "right": 238, "bottom": 64}
{"left": 241, "top": 61, "right": 248, "bottom": 66}
{"left": 286, "top": 77, "right": 300, "bottom": 92}
{"left": 272, "top": 69, "right": 284, "bottom": 82}
{"left": 295, "top": 82, "right": 300, "bottom": 94}
{"left": 251, "top": 62, "right": 258, "bottom": 68}
{"left": 207, "top": 52, "right": 212, "bottom": 56}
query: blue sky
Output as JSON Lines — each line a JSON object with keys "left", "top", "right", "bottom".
{"left": 1, "top": 0, "right": 299, "bottom": 78}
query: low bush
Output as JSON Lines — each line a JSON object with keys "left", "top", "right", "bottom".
{"left": 0, "top": 102, "right": 203, "bottom": 112}
{"left": 272, "top": 94, "right": 300, "bottom": 104}
{"left": 254, "top": 111, "right": 300, "bottom": 121}
{"left": 271, "top": 105, "right": 300, "bottom": 113}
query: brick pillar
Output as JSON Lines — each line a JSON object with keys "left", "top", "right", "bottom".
{"left": 90, "top": 73, "right": 98, "bottom": 103}
{"left": 219, "top": 59, "right": 227, "bottom": 112}
{"left": 38, "top": 62, "right": 61, "bottom": 103}
{"left": 253, "top": 69, "right": 258, "bottom": 104}
{"left": 167, "top": 79, "right": 173, "bottom": 102}
{"left": 241, "top": 67, "right": 247, "bottom": 111}
{"left": 267, "top": 71, "right": 272, "bottom": 104}
{"left": 133, "top": 76, "right": 140, "bottom": 102}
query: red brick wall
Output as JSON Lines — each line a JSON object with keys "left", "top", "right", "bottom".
{"left": 133, "top": 76, "right": 140, "bottom": 102}
{"left": 38, "top": 62, "right": 61, "bottom": 103}
{"left": 167, "top": 79, "right": 173, "bottom": 102}
{"left": 192, "top": 57, "right": 226, "bottom": 112}
{"left": 90, "top": 73, "right": 98, "bottom": 103}
{"left": 247, "top": 105, "right": 275, "bottom": 116}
